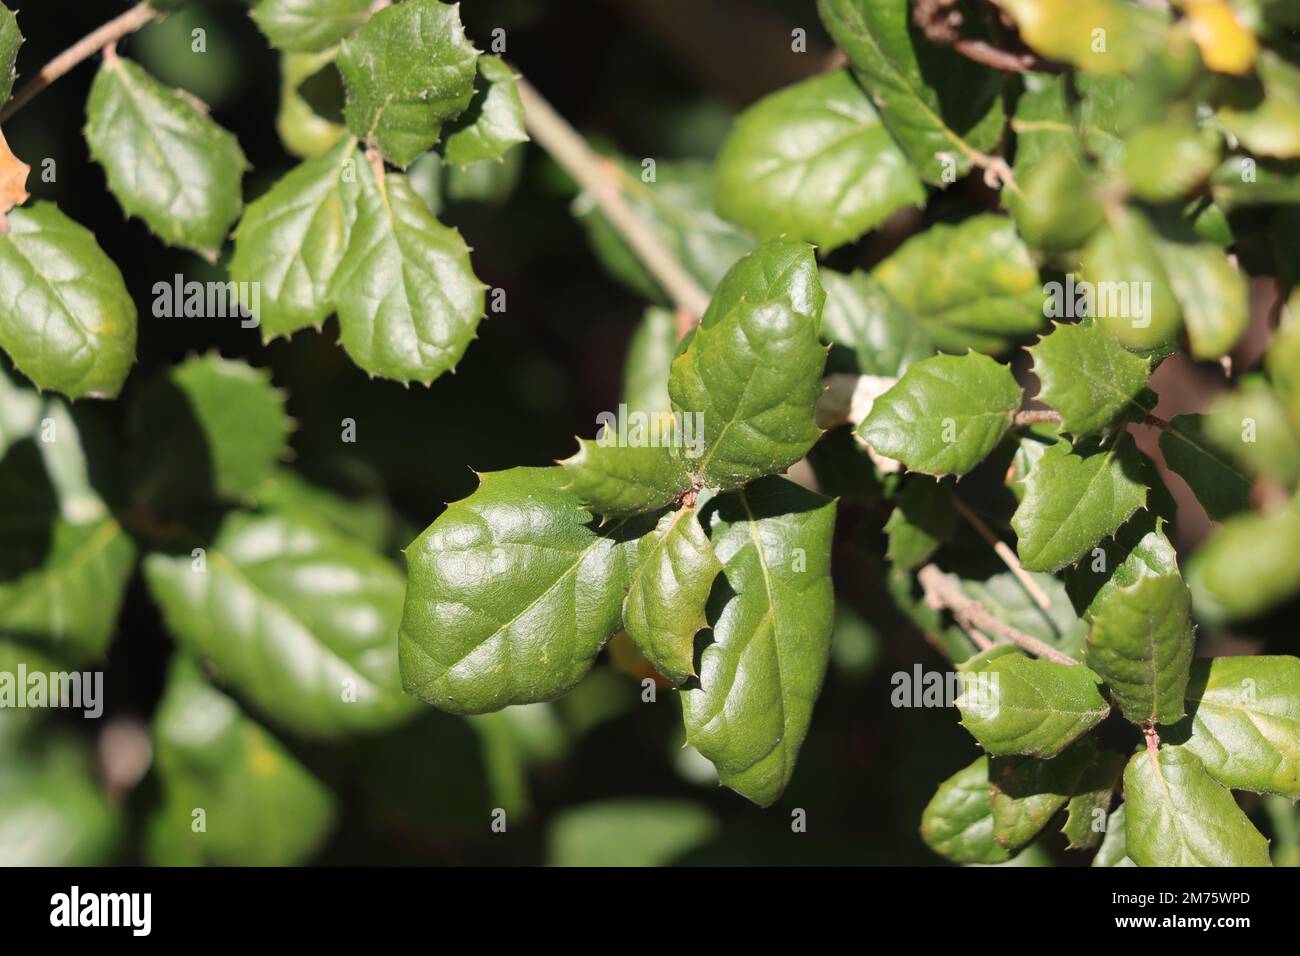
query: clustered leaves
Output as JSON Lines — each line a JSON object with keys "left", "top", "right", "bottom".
{"left": 3, "top": 0, "right": 1300, "bottom": 867}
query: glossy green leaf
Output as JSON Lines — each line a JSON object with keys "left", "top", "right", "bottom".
{"left": 1088, "top": 573, "right": 1194, "bottom": 726}
{"left": 337, "top": 0, "right": 478, "bottom": 168}
{"left": 1122, "top": 123, "right": 1219, "bottom": 204}
{"left": 148, "top": 656, "right": 336, "bottom": 866}
{"left": 84, "top": 55, "right": 246, "bottom": 258}
{"left": 921, "top": 756, "right": 1010, "bottom": 864}
{"left": 1169, "top": 655, "right": 1300, "bottom": 797}
{"left": 1028, "top": 322, "right": 1151, "bottom": 438}
{"left": 400, "top": 467, "right": 639, "bottom": 715}
{"left": 1012, "top": 433, "right": 1150, "bottom": 573}
{"left": 860, "top": 352, "right": 1021, "bottom": 477}
{"left": 560, "top": 440, "right": 692, "bottom": 517}
{"left": 622, "top": 506, "right": 722, "bottom": 686}
{"left": 1124, "top": 746, "right": 1273, "bottom": 867}
{"left": 129, "top": 353, "right": 292, "bottom": 510}
{"left": 621, "top": 307, "right": 676, "bottom": 413}
{"left": 870, "top": 215, "right": 1044, "bottom": 353}
{"left": 683, "top": 477, "right": 836, "bottom": 806}
{"left": 577, "top": 157, "right": 757, "bottom": 305}
{"left": 1154, "top": 238, "right": 1249, "bottom": 360}
{"left": 699, "top": 238, "right": 824, "bottom": 330}
{"left": 1078, "top": 208, "right": 1183, "bottom": 353}
{"left": 819, "top": 268, "right": 932, "bottom": 376}
{"left": 328, "top": 159, "right": 485, "bottom": 384}
{"left": 669, "top": 258, "right": 826, "bottom": 490}
{"left": 1062, "top": 751, "right": 1125, "bottom": 850}
{"left": 1188, "top": 507, "right": 1300, "bottom": 622}
{"left": 817, "top": 0, "right": 1005, "bottom": 184}
{"left": 548, "top": 800, "right": 718, "bottom": 867}
{"left": 0, "top": 5, "right": 20, "bottom": 105}
{"left": 884, "top": 478, "right": 956, "bottom": 570}
{"left": 229, "top": 136, "right": 361, "bottom": 340}
{"left": 1092, "top": 804, "right": 1135, "bottom": 866}
{"left": 1011, "top": 152, "right": 1104, "bottom": 253}
{"left": 1066, "top": 513, "right": 1178, "bottom": 620}
{"left": 144, "top": 509, "right": 415, "bottom": 738}
{"left": 956, "top": 654, "right": 1110, "bottom": 758}
{"left": 442, "top": 55, "right": 527, "bottom": 166}
{"left": 0, "top": 203, "right": 136, "bottom": 400}
{"left": 715, "top": 69, "right": 923, "bottom": 250}
{"left": 990, "top": 741, "right": 1097, "bottom": 852}
{"left": 251, "top": 0, "right": 371, "bottom": 54}
{"left": 276, "top": 50, "right": 348, "bottom": 159}
{"left": 1159, "top": 414, "right": 1250, "bottom": 521}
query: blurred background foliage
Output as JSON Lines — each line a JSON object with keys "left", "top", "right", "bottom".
{"left": 1, "top": 0, "right": 1297, "bottom": 867}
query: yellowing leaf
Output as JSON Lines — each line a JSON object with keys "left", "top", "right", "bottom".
{"left": 1186, "top": 0, "right": 1258, "bottom": 76}
{"left": 0, "top": 127, "right": 29, "bottom": 223}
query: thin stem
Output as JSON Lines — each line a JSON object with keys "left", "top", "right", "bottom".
{"left": 1013, "top": 409, "right": 1062, "bottom": 427}
{"left": 918, "top": 563, "right": 1079, "bottom": 666}
{"left": 515, "top": 75, "right": 711, "bottom": 323}
{"left": 948, "top": 495, "right": 1054, "bottom": 614}
{"left": 0, "top": 2, "right": 159, "bottom": 124}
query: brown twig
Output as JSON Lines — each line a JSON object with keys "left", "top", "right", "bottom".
{"left": 515, "top": 76, "right": 711, "bottom": 323}
{"left": 0, "top": 2, "right": 159, "bottom": 124}
{"left": 918, "top": 563, "right": 1079, "bottom": 665}
{"left": 912, "top": 0, "right": 1062, "bottom": 74}
{"left": 948, "top": 495, "right": 1054, "bottom": 614}
{"left": 1013, "top": 409, "right": 1062, "bottom": 427}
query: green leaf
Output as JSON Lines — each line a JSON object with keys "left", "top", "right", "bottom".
{"left": 1011, "top": 152, "right": 1104, "bottom": 253}
{"left": 337, "top": 0, "right": 478, "bottom": 168}
{"left": 1092, "top": 804, "right": 1135, "bottom": 866}
{"left": 548, "top": 800, "right": 719, "bottom": 867}
{"left": 921, "top": 756, "right": 1012, "bottom": 864}
{"left": 442, "top": 55, "right": 527, "bottom": 166}
{"left": 399, "top": 467, "right": 639, "bottom": 715}
{"left": 84, "top": 55, "right": 246, "bottom": 258}
{"left": 1188, "top": 507, "right": 1300, "bottom": 622}
{"left": 1202, "top": 378, "right": 1300, "bottom": 486}
{"left": 0, "top": 203, "right": 137, "bottom": 400}
{"left": 859, "top": 352, "right": 1021, "bottom": 477}
{"left": 129, "top": 353, "right": 292, "bottom": 511}
{"left": 1124, "top": 746, "right": 1273, "bottom": 867}
{"left": 820, "top": 268, "right": 933, "bottom": 376}
{"left": 990, "top": 741, "right": 1097, "bottom": 852}
{"left": 229, "top": 136, "right": 361, "bottom": 340}
{"left": 1028, "top": 322, "right": 1151, "bottom": 438}
{"left": 956, "top": 654, "right": 1110, "bottom": 758}
{"left": 1154, "top": 238, "right": 1249, "bottom": 360}
{"left": 885, "top": 478, "right": 956, "bottom": 570}
{"left": 148, "top": 656, "right": 336, "bottom": 866}
{"left": 1066, "top": 513, "right": 1178, "bottom": 619}
{"left": 683, "top": 477, "right": 836, "bottom": 807}
{"left": 560, "top": 440, "right": 692, "bottom": 517}
{"left": 669, "top": 255, "right": 827, "bottom": 490}
{"left": 817, "top": 0, "right": 1006, "bottom": 185}
{"left": 1012, "top": 433, "right": 1150, "bottom": 573}
{"left": 1168, "top": 656, "right": 1300, "bottom": 798}
{"left": 328, "top": 160, "right": 485, "bottom": 384}
{"left": 251, "top": 0, "right": 372, "bottom": 54}
{"left": 715, "top": 69, "right": 923, "bottom": 251}
{"left": 699, "top": 238, "right": 824, "bottom": 330}
{"left": 1062, "top": 751, "right": 1125, "bottom": 850}
{"left": 0, "top": 724, "right": 119, "bottom": 866}
{"left": 1159, "top": 415, "right": 1250, "bottom": 521}
{"left": 144, "top": 508, "right": 415, "bottom": 738}
{"left": 0, "top": 5, "right": 20, "bottom": 105}
{"left": 621, "top": 307, "right": 677, "bottom": 413}
{"left": 1078, "top": 208, "right": 1183, "bottom": 353}
{"left": 1267, "top": 293, "right": 1300, "bottom": 431}
{"left": 1217, "top": 51, "right": 1300, "bottom": 160}
{"left": 622, "top": 505, "right": 722, "bottom": 686}
{"left": 276, "top": 50, "right": 348, "bottom": 159}
{"left": 1122, "top": 123, "right": 1220, "bottom": 204}
{"left": 1088, "top": 573, "right": 1195, "bottom": 726}
{"left": 577, "top": 157, "right": 757, "bottom": 305}
{"left": 870, "top": 215, "right": 1044, "bottom": 353}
